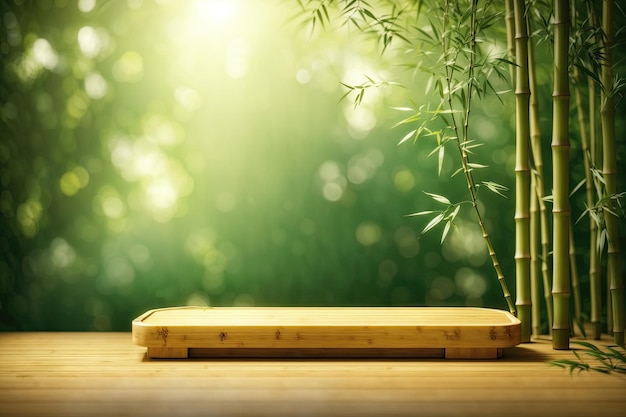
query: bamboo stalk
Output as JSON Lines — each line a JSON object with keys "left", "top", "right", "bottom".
{"left": 527, "top": 16, "right": 553, "bottom": 335}
{"left": 551, "top": 0, "right": 571, "bottom": 350}
{"left": 513, "top": 0, "right": 532, "bottom": 343}
{"left": 600, "top": 0, "right": 624, "bottom": 347}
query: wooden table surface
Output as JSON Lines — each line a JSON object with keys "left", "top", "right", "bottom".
{"left": 1, "top": 332, "right": 625, "bottom": 417}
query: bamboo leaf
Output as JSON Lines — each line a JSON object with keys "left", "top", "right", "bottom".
{"left": 338, "top": 89, "right": 353, "bottom": 103}
{"left": 605, "top": 347, "right": 626, "bottom": 363}
{"left": 421, "top": 213, "right": 444, "bottom": 234}
{"left": 355, "top": 89, "right": 365, "bottom": 108}
{"left": 591, "top": 169, "right": 606, "bottom": 185}
{"left": 548, "top": 359, "right": 590, "bottom": 375}
{"left": 321, "top": 3, "right": 330, "bottom": 25}
{"left": 406, "top": 210, "right": 435, "bottom": 217}
{"left": 598, "top": 228, "right": 607, "bottom": 254}
{"left": 364, "top": 74, "right": 376, "bottom": 84}
{"left": 451, "top": 166, "right": 465, "bottom": 178}
{"left": 575, "top": 207, "right": 591, "bottom": 225}
{"left": 448, "top": 204, "right": 460, "bottom": 221}
{"left": 362, "top": 8, "right": 377, "bottom": 21}
{"left": 467, "top": 162, "right": 488, "bottom": 169}
{"left": 392, "top": 114, "right": 422, "bottom": 128}
{"left": 462, "top": 141, "right": 484, "bottom": 150}
{"left": 316, "top": 8, "right": 324, "bottom": 29}
{"left": 496, "top": 57, "right": 519, "bottom": 68}
{"left": 572, "top": 341, "right": 602, "bottom": 352}
{"left": 425, "top": 75, "right": 434, "bottom": 95}
{"left": 482, "top": 181, "right": 509, "bottom": 198}
{"left": 398, "top": 129, "right": 417, "bottom": 146}
{"left": 438, "top": 145, "right": 445, "bottom": 176}
{"left": 440, "top": 220, "right": 451, "bottom": 244}
{"left": 570, "top": 178, "right": 586, "bottom": 196}
{"left": 423, "top": 191, "right": 451, "bottom": 205}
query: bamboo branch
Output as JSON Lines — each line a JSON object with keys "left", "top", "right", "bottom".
{"left": 442, "top": 0, "right": 516, "bottom": 315}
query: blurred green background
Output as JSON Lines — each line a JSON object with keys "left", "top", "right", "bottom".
{"left": 1, "top": 0, "right": 623, "bottom": 331}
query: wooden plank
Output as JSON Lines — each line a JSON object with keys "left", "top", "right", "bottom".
{"left": 445, "top": 347, "right": 502, "bottom": 359}
{"left": 146, "top": 347, "right": 188, "bottom": 358}
{"left": 132, "top": 307, "right": 521, "bottom": 358}
{"left": 0, "top": 332, "right": 625, "bottom": 417}
{"left": 187, "top": 347, "right": 446, "bottom": 358}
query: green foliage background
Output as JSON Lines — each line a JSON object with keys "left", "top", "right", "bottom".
{"left": 0, "top": 0, "right": 623, "bottom": 331}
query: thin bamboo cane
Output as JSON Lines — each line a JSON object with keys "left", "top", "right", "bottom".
{"left": 573, "top": 58, "right": 599, "bottom": 338}
{"left": 585, "top": 0, "right": 604, "bottom": 338}
{"left": 600, "top": 0, "right": 624, "bottom": 347}
{"left": 505, "top": 0, "right": 516, "bottom": 83}
{"left": 513, "top": 0, "right": 532, "bottom": 343}
{"left": 569, "top": 222, "right": 582, "bottom": 334}
{"left": 441, "top": 0, "right": 516, "bottom": 315}
{"left": 551, "top": 0, "right": 571, "bottom": 350}
{"left": 605, "top": 276, "right": 613, "bottom": 335}
{"left": 588, "top": 0, "right": 605, "bottom": 340}
{"left": 525, "top": 0, "right": 541, "bottom": 339}
{"left": 530, "top": 173, "right": 542, "bottom": 336}
{"left": 567, "top": 0, "right": 582, "bottom": 337}
{"left": 527, "top": 17, "right": 553, "bottom": 335}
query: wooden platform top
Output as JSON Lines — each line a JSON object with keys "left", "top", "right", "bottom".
{"left": 135, "top": 306, "right": 519, "bottom": 326}
{"left": 1, "top": 332, "right": 625, "bottom": 417}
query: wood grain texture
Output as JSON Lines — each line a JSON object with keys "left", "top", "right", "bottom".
{"left": 1, "top": 332, "right": 625, "bottom": 417}
{"left": 132, "top": 307, "right": 521, "bottom": 358}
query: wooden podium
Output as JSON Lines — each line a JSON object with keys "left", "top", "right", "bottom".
{"left": 132, "top": 307, "right": 521, "bottom": 359}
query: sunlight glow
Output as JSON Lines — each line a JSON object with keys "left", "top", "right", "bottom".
{"left": 32, "top": 38, "right": 58, "bottom": 70}
{"left": 77, "top": 26, "right": 102, "bottom": 58}
{"left": 393, "top": 169, "right": 415, "bottom": 192}
{"left": 394, "top": 227, "right": 420, "bottom": 258}
{"left": 78, "top": 0, "right": 96, "bottom": 13}
{"left": 101, "top": 195, "right": 125, "bottom": 219}
{"left": 443, "top": 220, "right": 487, "bottom": 266}
{"left": 225, "top": 38, "right": 249, "bottom": 79}
{"left": 192, "top": 0, "right": 236, "bottom": 27}
{"left": 112, "top": 51, "right": 143, "bottom": 83}
{"left": 318, "top": 160, "right": 348, "bottom": 202}
{"left": 356, "top": 222, "right": 382, "bottom": 246}
{"left": 146, "top": 179, "right": 178, "bottom": 209}
{"left": 50, "top": 238, "right": 77, "bottom": 269}
{"left": 17, "top": 200, "right": 42, "bottom": 237}
{"left": 84, "top": 71, "right": 108, "bottom": 100}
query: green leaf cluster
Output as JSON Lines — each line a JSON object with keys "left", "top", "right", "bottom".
{"left": 549, "top": 341, "right": 626, "bottom": 375}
